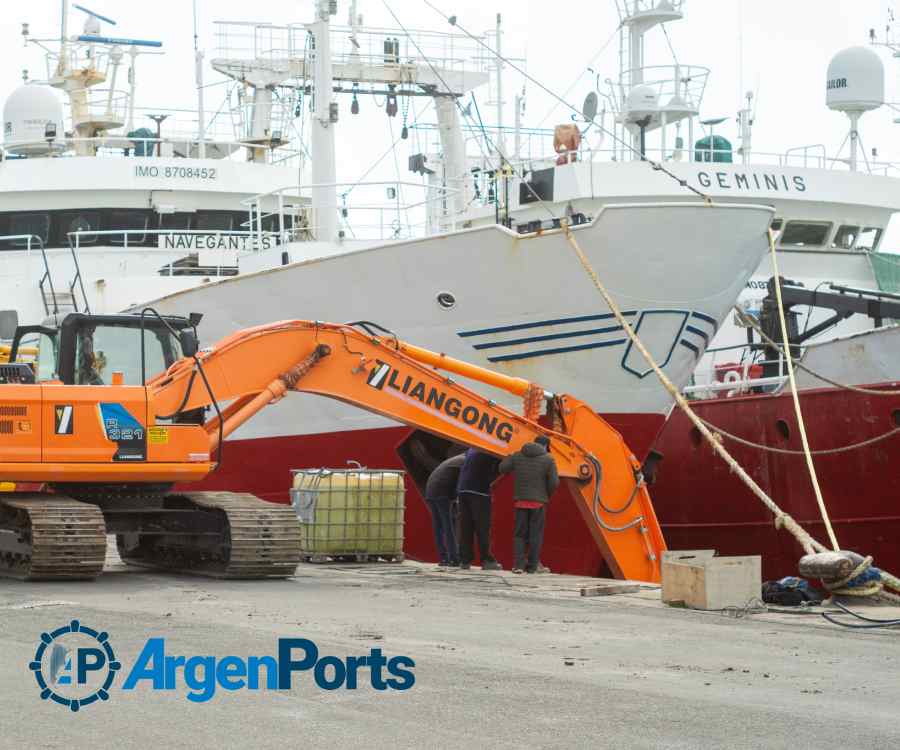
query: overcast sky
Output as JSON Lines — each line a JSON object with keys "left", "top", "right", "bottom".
{"left": 3, "top": 1, "right": 900, "bottom": 244}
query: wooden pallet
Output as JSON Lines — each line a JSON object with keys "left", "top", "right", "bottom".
{"left": 299, "top": 552, "right": 405, "bottom": 564}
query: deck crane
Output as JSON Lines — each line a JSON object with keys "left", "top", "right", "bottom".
{"left": 0, "top": 312, "right": 666, "bottom": 581}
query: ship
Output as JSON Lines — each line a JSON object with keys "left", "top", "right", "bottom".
{"left": 3, "top": 1, "right": 900, "bottom": 577}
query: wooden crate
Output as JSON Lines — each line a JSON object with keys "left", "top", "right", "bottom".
{"left": 661, "top": 550, "right": 761, "bottom": 610}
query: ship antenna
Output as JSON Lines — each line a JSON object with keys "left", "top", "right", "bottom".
{"left": 193, "top": 0, "right": 207, "bottom": 158}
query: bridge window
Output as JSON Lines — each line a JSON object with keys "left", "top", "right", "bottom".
{"left": 9, "top": 213, "right": 50, "bottom": 248}
{"left": 109, "top": 210, "right": 150, "bottom": 245}
{"left": 195, "top": 212, "right": 234, "bottom": 231}
{"left": 831, "top": 225, "right": 859, "bottom": 250}
{"left": 857, "top": 227, "right": 883, "bottom": 252}
{"left": 780, "top": 221, "right": 832, "bottom": 248}
{"left": 59, "top": 211, "right": 100, "bottom": 246}
{"left": 159, "top": 213, "right": 193, "bottom": 230}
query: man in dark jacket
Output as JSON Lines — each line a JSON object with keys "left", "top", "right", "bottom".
{"left": 499, "top": 435, "right": 559, "bottom": 574}
{"left": 423, "top": 453, "right": 464, "bottom": 567}
{"left": 456, "top": 448, "right": 502, "bottom": 571}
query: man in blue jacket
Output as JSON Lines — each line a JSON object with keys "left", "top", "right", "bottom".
{"left": 456, "top": 448, "right": 502, "bottom": 570}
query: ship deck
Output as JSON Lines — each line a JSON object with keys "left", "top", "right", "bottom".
{"left": 1, "top": 547, "right": 899, "bottom": 749}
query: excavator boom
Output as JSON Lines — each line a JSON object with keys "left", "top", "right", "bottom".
{"left": 0, "top": 317, "right": 665, "bottom": 581}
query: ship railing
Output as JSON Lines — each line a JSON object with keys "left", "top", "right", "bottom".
{"left": 0, "top": 135, "right": 283, "bottom": 162}
{"left": 685, "top": 344, "right": 789, "bottom": 400}
{"left": 212, "top": 20, "right": 492, "bottom": 79}
{"left": 617, "top": 64, "right": 710, "bottom": 115}
{"left": 66, "top": 228, "right": 281, "bottom": 277}
{"left": 489, "top": 144, "right": 900, "bottom": 177}
{"left": 68, "top": 88, "right": 130, "bottom": 130}
{"left": 243, "top": 181, "right": 460, "bottom": 244}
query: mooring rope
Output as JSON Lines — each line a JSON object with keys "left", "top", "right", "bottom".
{"left": 695, "top": 416, "right": 900, "bottom": 456}
{"left": 561, "top": 220, "right": 900, "bottom": 602}
{"left": 766, "top": 231, "right": 839, "bottom": 550}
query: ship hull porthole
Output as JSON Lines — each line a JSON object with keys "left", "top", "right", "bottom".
{"left": 436, "top": 292, "right": 456, "bottom": 310}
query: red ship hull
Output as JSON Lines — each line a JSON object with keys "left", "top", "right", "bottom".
{"left": 190, "top": 413, "right": 665, "bottom": 577}
{"left": 650, "top": 383, "right": 900, "bottom": 580}
{"left": 189, "top": 386, "right": 900, "bottom": 580}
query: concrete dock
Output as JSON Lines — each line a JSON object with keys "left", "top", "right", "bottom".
{"left": 1, "top": 552, "right": 899, "bottom": 749}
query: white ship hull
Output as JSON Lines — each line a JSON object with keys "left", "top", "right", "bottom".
{"left": 146, "top": 201, "right": 773, "bottom": 455}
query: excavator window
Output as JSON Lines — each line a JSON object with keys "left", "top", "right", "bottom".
{"left": 74, "top": 323, "right": 182, "bottom": 385}
{"left": 20, "top": 331, "right": 58, "bottom": 381}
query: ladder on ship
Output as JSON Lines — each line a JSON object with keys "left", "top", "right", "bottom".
{"left": 32, "top": 235, "right": 91, "bottom": 317}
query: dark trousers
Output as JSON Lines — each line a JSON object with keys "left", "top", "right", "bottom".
{"left": 424, "top": 496, "right": 458, "bottom": 564}
{"left": 458, "top": 491, "right": 494, "bottom": 565}
{"left": 514, "top": 506, "right": 546, "bottom": 571}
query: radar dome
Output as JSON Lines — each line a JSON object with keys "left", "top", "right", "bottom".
{"left": 826, "top": 46, "right": 884, "bottom": 112}
{"left": 625, "top": 85, "right": 659, "bottom": 122}
{"left": 3, "top": 84, "right": 65, "bottom": 156}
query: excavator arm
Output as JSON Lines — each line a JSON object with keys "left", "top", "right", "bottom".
{"left": 147, "top": 320, "right": 665, "bottom": 581}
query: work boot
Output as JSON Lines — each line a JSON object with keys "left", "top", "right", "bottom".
{"left": 482, "top": 560, "right": 503, "bottom": 571}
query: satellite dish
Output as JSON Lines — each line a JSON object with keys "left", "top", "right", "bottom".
{"left": 582, "top": 91, "right": 598, "bottom": 122}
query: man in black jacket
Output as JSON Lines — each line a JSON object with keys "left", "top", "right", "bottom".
{"left": 456, "top": 448, "right": 502, "bottom": 571}
{"left": 499, "top": 435, "right": 559, "bottom": 574}
{"left": 423, "top": 453, "right": 464, "bottom": 567}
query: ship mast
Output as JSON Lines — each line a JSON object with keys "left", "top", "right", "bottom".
{"left": 308, "top": 0, "right": 339, "bottom": 243}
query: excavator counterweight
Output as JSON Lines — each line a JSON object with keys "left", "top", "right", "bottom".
{"left": 0, "top": 313, "right": 666, "bottom": 582}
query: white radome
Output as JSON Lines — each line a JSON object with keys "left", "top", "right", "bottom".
{"left": 826, "top": 46, "right": 885, "bottom": 113}
{"left": 625, "top": 84, "right": 660, "bottom": 122}
{"left": 2, "top": 84, "right": 66, "bottom": 156}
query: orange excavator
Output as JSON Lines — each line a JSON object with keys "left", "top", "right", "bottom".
{"left": 0, "top": 310, "right": 666, "bottom": 582}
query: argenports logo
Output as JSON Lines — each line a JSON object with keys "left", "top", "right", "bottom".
{"left": 29, "top": 620, "right": 121, "bottom": 712}
{"left": 30, "top": 623, "right": 415, "bottom": 709}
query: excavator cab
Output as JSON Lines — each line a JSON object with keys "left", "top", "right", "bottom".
{"left": 6, "top": 311, "right": 199, "bottom": 385}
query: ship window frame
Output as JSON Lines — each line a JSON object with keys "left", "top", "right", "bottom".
{"left": 58, "top": 210, "right": 102, "bottom": 247}
{"left": 857, "top": 227, "right": 883, "bottom": 252}
{"left": 108, "top": 210, "right": 150, "bottom": 246}
{"left": 779, "top": 221, "right": 833, "bottom": 248}
{"left": 831, "top": 224, "right": 860, "bottom": 251}
{"left": 195, "top": 212, "right": 235, "bottom": 232}
{"left": 158, "top": 213, "right": 193, "bottom": 231}
{"left": 8, "top": 212, "right": 51, "bottom": 248}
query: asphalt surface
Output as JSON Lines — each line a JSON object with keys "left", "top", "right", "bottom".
{"left": 1, "top": 555, "right": 898, "bottom": 750}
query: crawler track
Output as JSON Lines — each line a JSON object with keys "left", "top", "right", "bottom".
{"left": 115, "top": 491, "right": 302, "bottom": 579}
{"left": 0, "top": 495, "right": 107, "bottom": 581}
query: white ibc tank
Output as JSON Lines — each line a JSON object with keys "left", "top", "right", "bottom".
{"left": 3, "top": 84, "right": 65, "bottom": 156}
{"left": 826, "top": 46, "right": 884, "bottom": 112}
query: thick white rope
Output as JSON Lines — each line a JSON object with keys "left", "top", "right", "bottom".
{"left": 560, "top": 223, "right": 826, "bottom": 557}
{"left": 562, "top": 222, "right": 900, "bottom": 601}
{"left": 766, "top": 229, "right": 840, "bottom": 551}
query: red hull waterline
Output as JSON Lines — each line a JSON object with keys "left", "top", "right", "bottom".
{"left": 649, "top": 383, "right": 900, "bottom": 580}
{"left": 188, "top": 387, "right": 900, "bottom": 580}
{"left": 190, "top": 414, "right": 666, "bottom": 578}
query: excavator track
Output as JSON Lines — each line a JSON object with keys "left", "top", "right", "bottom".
{"left": 115, "top": 491, "right": 302, "bottom": 579}
{"left": 0, "top": 494, "right": 107, "bottom": 581}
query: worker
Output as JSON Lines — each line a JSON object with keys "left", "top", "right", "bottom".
{"left": 456, "top": 448, "right": 502, "bottom": 571}
{"left": 423, "top": 453, "right": 464, "bottom": 567}
{"left": 499, "top": 435, "right": 559, "bottom": 574}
